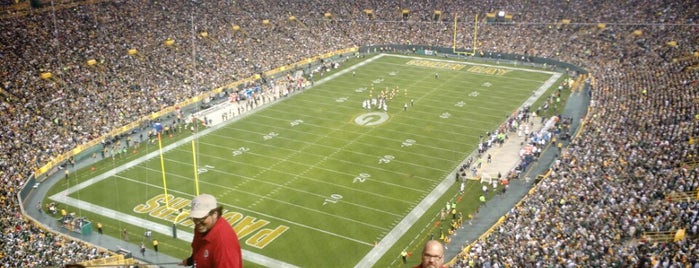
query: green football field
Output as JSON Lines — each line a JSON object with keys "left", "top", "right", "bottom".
{"left": 46, "top": 54, "right": 562, "bottom": 267}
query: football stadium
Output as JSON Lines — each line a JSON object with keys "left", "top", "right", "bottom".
{"left": 2, "top": 0, "right": 698, "bottom": 267}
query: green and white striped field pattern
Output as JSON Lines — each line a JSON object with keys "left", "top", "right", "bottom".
{"left": 47, "top": 54, "right": 559, "bottom": 267}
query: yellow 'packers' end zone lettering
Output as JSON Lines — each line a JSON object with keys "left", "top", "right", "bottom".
{"left": 466, "top": 66, "right": 513, "bottom": 76}
{"left": 405, "top": 59, "right": 465, "bottom": 70}
{"left": 134, "top": 194, "right": 289, "bottom": 249}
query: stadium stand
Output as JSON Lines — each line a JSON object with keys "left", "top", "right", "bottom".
{"left": 1, "top": 0, "right": 697, "bottom": 267}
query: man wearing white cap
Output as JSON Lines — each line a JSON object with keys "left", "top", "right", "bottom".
{"left": 179, "top": 194, "right": 242, "bottom": 268}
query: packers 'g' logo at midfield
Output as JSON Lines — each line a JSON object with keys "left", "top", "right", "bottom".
{"left": 354, "top": 112, "right": 389, "bottom": 126}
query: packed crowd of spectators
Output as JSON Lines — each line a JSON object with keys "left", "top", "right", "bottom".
{"left": 1, "top": 0, "right": 697, "bottom": 266}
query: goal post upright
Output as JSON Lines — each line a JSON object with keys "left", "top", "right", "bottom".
{"left": 191, "top": 140, "right": 200, "bottom": 196}
{"left": 157, "top": 133, "right": 171, "bottom": 208}
{"left": 452, "top": 13, "right": 479, "bottom": 56}
{"left": 472, "top": 14, "right": 479, "bottom": 56}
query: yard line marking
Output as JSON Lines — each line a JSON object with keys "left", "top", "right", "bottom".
{"left": 49, "top": 193, "right": 301, "bottom": 268}
{"left": 222, "top": 115, "right": 472, "bottom": 162}
{"left": 211, "top": 124, "right": 442, "bottom": 175}
{"left": 126, "top": 165, "right": 394, "bottom": 232}
{"left": 246, "top": 91, "right": 497, "bottom": 149}
{"left": 45, "top": 56, "right": 395, "bottom": 266}
{"left": 52, "top": 172, "right": 377, "bottom": 248}
{"left": 157, "top": 157, "right": 406, "bottom": 218}
{"left": 199, "top": 133, "right": 441, "bottom": 187}
{"left": 354, "top": 56, "right": 562, "bottom": 267}
{"left": 52, "top": 54, "right": 555, "bottom": 263}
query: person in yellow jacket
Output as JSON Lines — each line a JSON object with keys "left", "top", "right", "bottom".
{"left": 152, "top": 239, "right": 159, "bottom": 254}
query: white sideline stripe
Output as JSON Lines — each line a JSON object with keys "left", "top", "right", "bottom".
{"left": 313, "top": 53, "right": 385, "bottom": 86}
{"left": 174, "top": 138, "right": 423, "bottom": 203}
{"left": 49, "top": 194, "right": 299, "bottom": 268}
{"left": 525, "top": 73, "right": 562, "bottom": 106}
{"left": 92, "top": 172, "right": 378, "bottom": 250}
{"left": 114, "top": 167, "right": 392, "bottom": 233}
{"left": 353, "top": 55, "right": 562, "bottom": 267}
{"left": 161, "top": 157, "right": 404, "bottom": 218}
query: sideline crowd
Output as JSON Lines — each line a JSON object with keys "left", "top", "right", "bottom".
{"left": 1, "top": 0, "right": 698, "bottom": 267}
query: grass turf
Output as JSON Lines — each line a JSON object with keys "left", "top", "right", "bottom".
{"left": 45, "top": 53, "right": 566, "bottom": 267}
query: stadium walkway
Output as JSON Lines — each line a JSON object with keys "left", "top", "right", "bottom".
{"left": 25, "top": 144, "right": 184, "bottom": 267}
{"left": 440, "top": 118, "right": 550, "bottom": 262}
{"left": 441, "top": 87, "right": 590, "bottom": 263}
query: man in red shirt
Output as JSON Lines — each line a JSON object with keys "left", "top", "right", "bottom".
{"left": 413, "top": 240, "right": 446, "bottom": 268}
{"left": 179, "top": 194, "right": 243, "bottom": 268}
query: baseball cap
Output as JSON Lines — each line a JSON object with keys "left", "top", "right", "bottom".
{"left": 189, "top": 194, "right": 217, "bottom": 218}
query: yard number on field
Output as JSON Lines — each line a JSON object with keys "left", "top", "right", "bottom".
{"left": 197, "top": 165, "right": 216, "bottom": 174}
{"left": 401, "top": 139, "right": 416, "bottom": 147}
{"left": 232, "top": 147, "right": 250, "bottom": 156}
{"left": 290, "top": 119, "right": 304, "bottom": 127}
{"left": 263, "top": 132, "right": 278, "bottom": 140}
{"left": 353, "top": 173, "right": 371, "bottom": 183}
{"left": 379, "top": 155, "right": 395, "bottom": 164}
{"left": 323, "top": 194, "right": 343, "bottom": 205}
